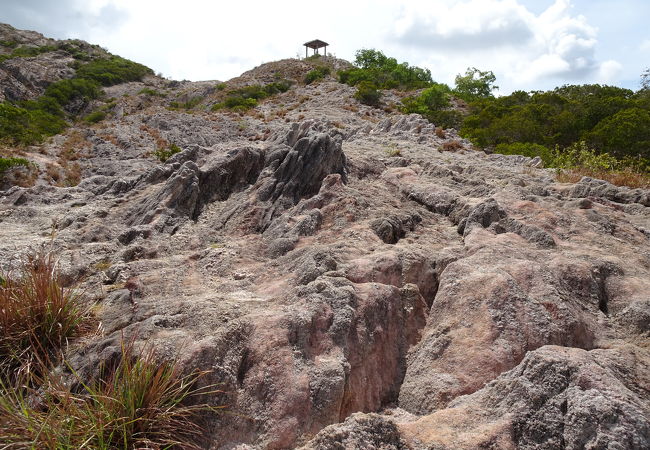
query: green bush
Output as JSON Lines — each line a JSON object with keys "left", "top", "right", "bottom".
{"left": 453, "top": 67, "right": 498, "bottom": 101}
{"left": 551, "top": 141, "right": 620, "bottom": 172}
{"left": 44, "top": 78, "right": 102, "bottom": 107}
{"left": 76, "top": 56, "right": 153, "bottom": 86}
{"left": 339, "top": 49, "right": 432, "bottom": 90}
{"left": 212, "top": 81, "right": 292, "bottom": 111}
{"left": 401, "top": 84, "right": 462, "bottom": 128}
{"left": 354, "top": 81, "right": 381, "bottom": 106}
{"left": 460, "top": 83, "right": 649, "bottom": 169}
{"left": 0, "top": 45, "right": 57, "bottom": 63}
{"left": 305, "top": 66, "right": 331, "bottom": 84}
{"left": 138, "top": 87, "right": 165, "bottom": 97}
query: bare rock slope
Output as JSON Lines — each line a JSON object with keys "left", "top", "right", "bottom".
{"left": 1, "top": 26, "right": 649, "bottom": 449}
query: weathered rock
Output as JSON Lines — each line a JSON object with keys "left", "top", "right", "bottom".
{"left": 0, "top": 24, "right": 649, "bottom": 450}
{"left": 400, "top": 345, "right": 650, "bottom": 450}
{"left": 300, "top": 413, "right": 407, "bottom": 450}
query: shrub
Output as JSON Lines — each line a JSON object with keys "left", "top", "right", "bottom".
{"left": 0, "top": 251, "right": 91, "bottom": 376}
{"left": 442, "top": 140, "right": 464, "bottom": 151}
{"left": 354, "top": 81, "right": 381, "bottom": 106}
{"left": 138, "top": 87, "right": 165, "bottom": 97}
{"left": 453, "top": 67, "right": 498, "bottom": 101}
{"left": 339, "top": 49, "right": 432, "bottom": 90}
{"left": 212, "top": 81, "right": 291, "bottom": 111}
{"left": 304, "top": 66, "right": 331, "bottom": 84}
{"left": 153, "top": 143, "right": 181, "bottom": 162}
{"left": 401, "top": 83, "right": 462, "bottom": 128}
{"left": 495, "top": 142, "right": 555, "bottom": 166}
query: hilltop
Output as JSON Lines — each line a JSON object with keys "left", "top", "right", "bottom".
{"left": 0, "top": 24, "right": 649, "bottom": 449}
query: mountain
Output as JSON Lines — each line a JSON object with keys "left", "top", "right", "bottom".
{"left": 1, "top": 24, "right": 649, "bottom": 449}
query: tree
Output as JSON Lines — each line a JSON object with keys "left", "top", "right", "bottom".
{"left": 453, "top": 67, "right": 498, "bottom": 101}
{"left": 642, "top": 68, "right": 650, "bottom": 90}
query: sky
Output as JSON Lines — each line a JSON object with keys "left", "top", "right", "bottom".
{"left": 1, "top": 0, "right": 648, "bottom": 94}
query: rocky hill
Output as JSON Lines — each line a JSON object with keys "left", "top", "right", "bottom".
{"left": 1, "top": 24, "right": 649, "bottom": 449}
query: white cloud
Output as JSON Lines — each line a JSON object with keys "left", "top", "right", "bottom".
{"left": 641, "top": 39, "right": 650, "bottom": 51}
{"left": 391, "top": 0, "right": 620, "bottom": 91}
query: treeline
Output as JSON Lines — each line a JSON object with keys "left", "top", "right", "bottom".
{"left": 461, "top": 85, "right": 650, "bottom": 170}
{"left": 338, "top": 49, "right": 649, "bottom": 176}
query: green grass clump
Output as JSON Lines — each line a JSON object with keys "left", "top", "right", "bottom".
{"left": 0, "top": 250, "right": 221, "bottom": 448}
{"left": 84, "top": 110, "right": 106, "bottom": 123}
{"left": 154, "top": 143, "right": 181, "bottom": 162}
{"left": 304, "top": 66, "right": 331, "bottom": 84}
{"left": 0, "top": 44, "right": 58, "bottom": 64}
{"left": 0, "top": 156, "right": 30, "bottom": 175}
{"left": 0, "top": 339, "right": 219, "bottom": 449}
{"left": 139, "top": 87, "right": 166, "bottom": 97}
{"left": 76, "top": 56, "right": 153, "bottom": 86}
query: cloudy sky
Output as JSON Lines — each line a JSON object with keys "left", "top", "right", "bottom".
{"left": 2, "top": 0, "right": 648, "bottom": 93}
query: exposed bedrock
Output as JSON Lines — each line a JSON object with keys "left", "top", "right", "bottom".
{"left": 398, "top": 229, "right": 622, "bottom": 415}
{"left": 198, "top": 275, "right": 429, "bottom": 448}
{"left": 122, "top": 120, "right": 346, "bottom": 235}
{"left": 400, "top": 345, "right": 650, "bottom": 449}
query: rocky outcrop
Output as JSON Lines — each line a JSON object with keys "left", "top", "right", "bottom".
{"left": 400, "top": 345, "right": 650, "bottom": 449}
{"left": 0, "top": 27, "right": 648, "bottom": 450}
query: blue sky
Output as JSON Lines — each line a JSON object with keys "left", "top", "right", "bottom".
{"left": 1, "top": 0, "right": 648, "bottom": 93}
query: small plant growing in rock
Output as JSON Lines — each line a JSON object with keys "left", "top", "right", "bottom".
{"left": 84, "top": 110, "right": 106, "bottom": 123}
{"left": 153, "top": 143, "right": 181, "bottom": 162}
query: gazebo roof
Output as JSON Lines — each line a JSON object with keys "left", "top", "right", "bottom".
{"left": 304, "top": 39, "right": 328, "bottom": 49}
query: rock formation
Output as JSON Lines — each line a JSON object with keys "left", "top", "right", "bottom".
{"left": 1, "top": 24, "right": 648, "bottom": 449}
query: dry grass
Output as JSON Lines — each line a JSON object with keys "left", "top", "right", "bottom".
{"left": 0, "top": 251, "right": 222, "bottom": 449}
{"left": 140, "top": 124, "right": 169, "bottom": 150}
{"left": 441, "top": 140, "right": 464, "bottom": 152}
{"left": 0, "top": 251, "right": 92, "bottom": 378}
{"left": 435, "top": 127, "right": 446, "bottom": 139}
{"left": 556, "top": 168, "right": 650, "bottom": 189}
{"left": 0, "top": 339, "right": 221, "bottom": 449}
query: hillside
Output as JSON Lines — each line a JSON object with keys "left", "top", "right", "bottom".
{"left": 1, "top": 24, "right": 649, "bottom": 449}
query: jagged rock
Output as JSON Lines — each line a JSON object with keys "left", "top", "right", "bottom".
{"left": 300, "top": 413, "right": 407, "bottom": 450}
{"left": 570, "top": 177, "right": 650, "bottom": 206}
{"left": 1, "top": 24, "right": 649, "bottom": 450}
{"left": 400, "top": 346, "right": 650, "bottom": 450}
{"left": 371, "top": 213, "right": 422, "bottom": 244}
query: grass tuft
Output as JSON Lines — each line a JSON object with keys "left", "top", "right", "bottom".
{"left": 0, "top": 250, "right": 91, "bottom": 377}
{"left": 0, "top": 339, "right": 221, "bottom": 449}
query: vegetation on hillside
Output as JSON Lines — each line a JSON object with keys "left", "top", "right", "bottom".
{"left": 0, "top": 49, "right": 152, "bottom": 146}
{"left": 211, "top": 80, "right": 292, "bottom": 111}
{"left": 460, "top": 84, "right": 650, "bottom": 173}
{"left": 339, "top": 49, "right": 433, "bottom": 91}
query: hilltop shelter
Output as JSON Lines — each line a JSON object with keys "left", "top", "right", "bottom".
{"left": 304, "top": 39, "right": 328, "bottom": 58}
